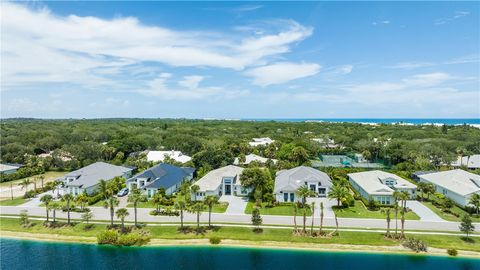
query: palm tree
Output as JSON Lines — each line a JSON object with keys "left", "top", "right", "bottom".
{"left": 62, "top": 193, "right": 74, "bottom": 225}
{"left": 189, "top": 202, "right": 204, "bottom": 234}
{"left": 296, "top": 186, "right": 315, "bottom": 233}
{"left": 174, "top": 199, "right": 187, "bottom": 231}
{"left": 103, "top": 196, "right": 119, "bottom": 227}
{"left": 191, "top": 185, "right": 200, "bottom": 201}
{"left": 75, "top": 193, "right": 89, "bottom": 211}
{"left": 128, "top": 187, "right": 147, "bottom": 227}
{"left": 39, "top": 175, "right": 45, "bottom": 190}
{"left": 98, "top": 179, "right": 110, "bottom": 199}
{"left": 204, "top": 195, "right": 219, "bottom": 228}
{"left": 381, "top": 208, "right": 391, "bottom": 237}
{"left": 319, "top": 202, "right": 324, "bottom": 235}
{"left": 399, "top": 192, "right": 409, "bottom": 237}
{"left": 468, "top": 193, "right": 480, "bottom": 215}
{"left": 152, "top": 192, "right": 164, "bottom": 214}
{"left": 40, "top": 194, "right": 53, "bottom": 222}
{"left": 179, "top": 181, "right": 192, "bottom": 201}
{"left": 19, "top": 178, "right": 32, "bottom": 196}
{"left": 116, "top": 208, "right": 129, "bottom": 231}
{"left": 393, "top": 191, "right": 402, "bottom": 235}
{"left": 293, "top": 203, "right": 298, "bottom": 233}
{"left": 310, "top": 202, "right": 315, "bottom": 235}
{"left": 49, "top": 202, "right": 61, "bottom": 223}
{"left": 328, "top": 185, "right": 349, "bottom": 206}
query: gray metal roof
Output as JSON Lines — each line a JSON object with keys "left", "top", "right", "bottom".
{"left": 64, "top": 162, "right": 132, "bottom": 188}
{"left": 274, "top": 166, "right": 332, "bottom": 193}
{"left": 128, "top": 163, "right": 194, "bottom": 190}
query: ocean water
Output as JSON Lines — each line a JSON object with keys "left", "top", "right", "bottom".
{"left": 241, "top": 118, "right": 480, "bottom": 125}
{"left": 1, "top": 238, "right": 479, "bottom": 270}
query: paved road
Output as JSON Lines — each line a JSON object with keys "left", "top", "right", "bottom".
{"left": 403, "top": 200, "right": 444, "bottom": 222}
{"left": 1, "top": 205, "right": 479, "bottom": 233}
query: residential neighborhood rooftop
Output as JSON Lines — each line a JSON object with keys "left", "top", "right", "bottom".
{"left": 146, "top": 150, "right": 192, "bottom": 163}
{"left": 451, "top": 154, "right": 480, "bottom": 169}
{"left": 64, "top": 162, "right": 132, "bottom": 188}
{"left": 0, "top": 164, "right": 20, "bottom": 173}
{"left": 348, "top": 170, "right": 416, "bottom": 195}
{"left": 419, "top": 169, "right": 480, "bottom": 196}
{"left": 233, "top": 153, "right": 277, "bottom": 165}
{"left": 128, "top": 163, "right": 194, "bottom": 190}
{"left": 196, "top": 165, "right": 244, "bottom": 191}
{"left": 274, "top": 166, "right": 332, "bottom": 193}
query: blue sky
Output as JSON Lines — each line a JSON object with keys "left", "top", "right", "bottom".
{"left": 1, "top": 1, "right": 479, "bottom": 119}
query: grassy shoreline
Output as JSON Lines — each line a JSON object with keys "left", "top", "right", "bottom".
{"left": 1, "top": 231, "right": 480, "bottom": 259}
{"left": 0, "top": 217, "right": 479, "bottom": 256}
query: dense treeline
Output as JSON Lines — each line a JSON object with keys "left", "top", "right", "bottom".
{"left": 1, "top": 119, "right": 479, "bottom": 180}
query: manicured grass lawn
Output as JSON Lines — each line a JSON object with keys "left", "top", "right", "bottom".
{"left": 0, "top": 171, "right": 67, "bottom": 189}
{"left": 244, "top": 202, "right": 312, "bottom": 216}
{"left": 126, "top": 200, "right": 229, "bottom": 213}
{"left": 421, "top": 201, "right": 480, "bottom": 222}
{"left": 0, "top": 197, "right": 28, "bottom": 206}
{"left": 0, "top": 217, "right": 478, "bottom": 252}
{"left": 333, "top": 201, "right": 420, "bottom": 220}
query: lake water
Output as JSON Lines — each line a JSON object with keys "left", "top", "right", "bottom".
{"left": 1, "top": 238, "right": 479, "bottom": 270}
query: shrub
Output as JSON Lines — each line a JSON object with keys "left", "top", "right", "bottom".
{"left": 88, "top": 193, "right": 104, "bottom": 205}
{"left": 117, "top": 233, "right": 141, "bottom": 246}
{"left": 447, "top": 249, "right": 458, "bottom": 256}
{"left": 97, "top": 230, "right": 119, "bottom": 245}
{"left": 209, "top": 237, "right": 221, "bottom": 245}
{"left": 402, "top": 238, "right": 427, "bottom": 253}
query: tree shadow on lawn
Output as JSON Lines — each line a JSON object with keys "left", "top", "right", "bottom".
{"left": 460, "top": 236, "right": 476, "bottom": 243}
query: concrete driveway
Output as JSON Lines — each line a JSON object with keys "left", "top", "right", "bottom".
{"left": 219, "top": 195, "right": 248, "bottom": 215}
{"left": 402, "top": 200, "right": 444, "bottom": 222}
{"left": 306, "top": 197, "right": 336, "bottom": 218}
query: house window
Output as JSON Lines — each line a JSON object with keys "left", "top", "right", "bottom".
{"left": 284, "top": 193, "right": 288, "bottom": 202}
{"left": 290, "top": 193, "right": 295, "bottom": 202}
{"left": 309, "top": 184, "right": 316, "bottom": 192}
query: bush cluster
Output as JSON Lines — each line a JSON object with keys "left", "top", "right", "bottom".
{"left": 97, "top": 229, "right": 151, "bottom": 246}
{"left": 402, "top": 238, "right": 428, "bottom": 253}
{"left": 447, "top": 249, "right": 458, "bottom": 256}
{"left": 209, "top": 237, "right": 221, "bottom": 245}
{"left": 149, "top": 209, "right": 179, "bottom": 216}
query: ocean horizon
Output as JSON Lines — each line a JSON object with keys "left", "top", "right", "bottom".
{"left": 240, "top": 118, "right": 480, "bottom": 125}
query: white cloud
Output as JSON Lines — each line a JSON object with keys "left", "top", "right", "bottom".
{"left": 435, "top": 11, "right": 470, "bottom": 25}
{"left": 245, "top": 62, "right": 321, "bottom": 86}
{"left": 139, "top": 75, "right": 248, "bottom": 100}
{"left": 372, "top": 20, "right": 391, "bottom": 26}
{"left": 2, "top": 3, "right": 313, "bottom": 91}
{"left": 338, "top": 65, "right": 353, "bottom": 74}
{"left": 178, "top": 76, "right": 204, "bottom": 89}
{"left": 402, "top": 72, "right": 452, "bottom": 87}
{"left": 386, "top": 62, "right": 434, "bottom": 69}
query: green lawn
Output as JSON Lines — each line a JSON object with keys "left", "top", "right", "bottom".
{"left": 421, "top": 201, "right": 480, "bottom": 222}
{"left": 0, "top": 217, "right": 478, "bottom": 252}
{"left": 0, "top": 197, "right": 28, "bottom": 206}
{"left": 244, "top": 202, "right": 312, "bottom": 216}
{"left": 126, "top": 200, "right": 229, "bottom": 213}
{"left": 333, "top": 201, "right": 420, "bottom": 220}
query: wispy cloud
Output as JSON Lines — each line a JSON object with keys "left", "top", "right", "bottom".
{"left": 434, "top": 11, "right": 470, "bottom": 25}
{"left": 2, "top": 3, "right": 313, "bottom": 94}
{"left": 386, "top": 55, "right": 479, "bottom": 70}
{"left": 245, "top": 62, "right": 321, "bottom": 86}
{"left": 372, "top": 20, "right": 390, "bottom": 26}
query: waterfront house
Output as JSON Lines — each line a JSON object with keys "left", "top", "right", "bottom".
{"left": 146, "top": 150, "right": 192, "bottom": 163}
{"left": 418, "top": 169, "right": 480, "bottom": 207}
{"left": 127, "top": 163, "right": 194, "bottom": 197}
{"left": 451, "top": 154, "right": 480, "bottom": 169}
{"left": 274, "top": 166, "right": 333, "bottom": 203}
{"left": 0, "top": 164, "right": 20, "bottom": 175}
{"left": 248, "top": 137, "right": 274, "bottom": 147}
{"left": 348, "top": 170, "right": 417, "bottom": 205}
{"left": 62, "top": 162, "right": 133, "bottom": 195}
{"left": 233, "top": 153, "right": 278, "bottom": 165}
{"left": 192, "top": 165, "right": 250, "bottom": 200}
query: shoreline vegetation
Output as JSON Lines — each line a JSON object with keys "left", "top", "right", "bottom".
{"left": 0, "top": 217, "right": 479, "bottom": 258}
{"left": 1, "top": 231, "right": 480, "bottom": 259}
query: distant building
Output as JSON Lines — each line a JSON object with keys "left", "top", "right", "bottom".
{"left": 193, "top": 165, "right": 250, "bottom": 200}
{"left": 146, "top": 150, "right": 192, "bottom": 163}
{"left": 418, "top": 169, "right": 480, "bottom": 207}
{"left": 451, "top": 155, "right": 480, "bottom": 169}
{"left": 248, "top": 137, "right": 274, "bottom": 147}
{"left": 312, "top": 138, "right": 340, "bottom": 148}
{"left": 411, "top": 171, "right": 437, "bottom": 182}
{"left": 62, "top": 162, "right": 133, "bottom": 195}
{"left": 233, "top": 154, "right": 277, "bottom": 165}
{"left": 0, "top": 164, "right": 20, "bottom": 175}
{"left": 274, "top": 166, "right": 332, "bottom": 203}
{"left": 127, "top": 163, "right": 194, "bottom": 198}
{"left": 348, "top": 170, "right": 417, "bottom": 205}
